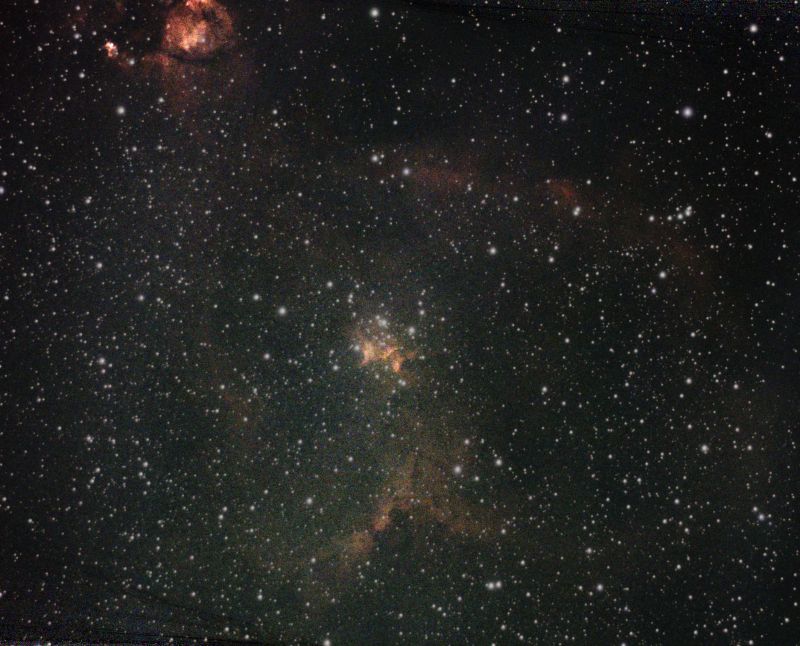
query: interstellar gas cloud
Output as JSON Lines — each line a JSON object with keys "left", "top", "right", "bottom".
{"left": 0, "top": 1, "right": 797, "bottom": 644}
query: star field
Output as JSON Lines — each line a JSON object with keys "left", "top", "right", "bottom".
{"left": 0, "top": 1, "right": 797, "bottom": 644}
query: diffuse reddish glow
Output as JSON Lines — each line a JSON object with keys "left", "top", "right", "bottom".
{"left": 103, "top": 41, "right": 119, "bottom": 59}
{"left": 162, "top": 0, "right": 234, "bottom": 62}
{"left": 355, "top": 324, "right": 415, "bottom": 375}
{"left": 100, "top": 0, "right": 249, "bottom": 120}
{"left": 320, "top": 444, "right": 499, "bottom": 588}
{"left": 303, "top": 325, "right": 504, "bottom": 600}
{"left": 358, "top": 338, "right": 414, "bottom": 374}
{"left": 546, "top": 178, "right": 581, "bottom": 206}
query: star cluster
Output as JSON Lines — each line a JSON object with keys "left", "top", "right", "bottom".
{"left": 0, "top": 1, "right": 797, "bottom": 644}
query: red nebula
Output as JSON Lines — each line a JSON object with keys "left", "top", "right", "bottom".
{"left": 162, "top": 0, "right": 234, "bottom": 62}
{"left": 103, "top": 41, "right": 119, "bottom": 59}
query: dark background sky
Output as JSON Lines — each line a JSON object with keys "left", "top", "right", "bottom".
{"left": 0, "top": 1, "right": 797, "bottom": 644}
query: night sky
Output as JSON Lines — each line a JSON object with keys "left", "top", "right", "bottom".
{"left": 1, "top": 1, "right": 798, "bottom": 644}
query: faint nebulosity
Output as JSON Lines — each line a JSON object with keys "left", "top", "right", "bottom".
{"left": 0, "top": 1, "right": 797, "bottom": 644}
